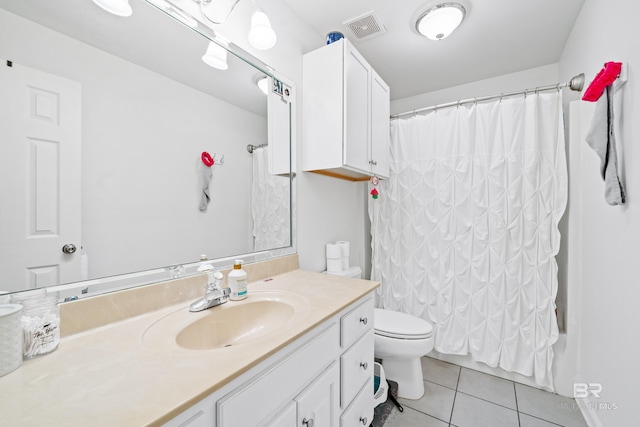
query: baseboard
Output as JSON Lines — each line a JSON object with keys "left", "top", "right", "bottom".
{"left": 576, "top": 397, "right": 609, "bottom": 427}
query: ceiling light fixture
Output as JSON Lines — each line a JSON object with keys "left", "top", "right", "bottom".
{"left": 91, "top": 0, "right": 132, "bottom": 17}
{"left": 416, "top": 2, "right": 466, "bottom": 41}
{"left": 202, "top": 38, "right": 229, "bottom": 70}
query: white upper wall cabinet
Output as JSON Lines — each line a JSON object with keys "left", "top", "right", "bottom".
{"left": 302, "top": 38, "right": 390, "bottom": 181}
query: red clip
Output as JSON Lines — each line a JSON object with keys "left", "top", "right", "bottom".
{"left": 201, "top": 151, "right": 214, "bottom": 167}
{"left": 582, "top": 62, "right": 622, "bottom": 102}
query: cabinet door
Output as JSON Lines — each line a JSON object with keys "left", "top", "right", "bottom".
{"left": 264, "top": 401, "right": 297, "bottom": 427}
{"left": 370, "top": 70, "right": 390, "bottom": 178}
{"left": 296, "top": 362, "right": 340, "bottom": 427}
{"left": 343, "top": 42, "right": 371, "bottom": 174}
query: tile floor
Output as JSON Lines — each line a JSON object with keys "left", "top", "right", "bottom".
{"left": 382, "top": 357, "right": 588, "bottom": 427}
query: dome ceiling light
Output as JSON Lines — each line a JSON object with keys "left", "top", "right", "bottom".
{"left": 415, "top": 3, "right": 466, "bottom": 41}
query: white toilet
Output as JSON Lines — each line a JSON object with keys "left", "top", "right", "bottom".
{"left": 325, "top": 267, "right": 435, "bottom": 400}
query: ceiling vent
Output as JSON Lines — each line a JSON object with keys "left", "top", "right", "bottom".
{"left": 343, "top": 11, "right": 387, "bottom": 41}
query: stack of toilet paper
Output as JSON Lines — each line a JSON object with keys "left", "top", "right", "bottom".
{"left": 326, "top": 241, "right": 349, "bottom": 273}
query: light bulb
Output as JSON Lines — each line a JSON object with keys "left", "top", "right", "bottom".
{"left": 91, "top": 0, "right": 133, "bottom": 17}
{"left": 257, "top": 77, "right": 269, "bottom": 95}
{"left": 248, "top": 11, "right": 277, "bottom": 50}
{"left": 202, "top": 41, "right": 228, "bottom": 70}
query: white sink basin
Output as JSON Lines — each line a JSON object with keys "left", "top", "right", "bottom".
{"left": 142, "top": 291, "right": 310, "bottom": 351}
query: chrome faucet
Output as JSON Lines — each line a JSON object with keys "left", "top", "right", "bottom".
{"left": 189, "top": 267, "right": 230, "bottom": 312}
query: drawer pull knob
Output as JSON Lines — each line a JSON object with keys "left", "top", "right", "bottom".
{"left": 360, "top": 416, "right": 368, "bottom": 425}
{"left": 359, "top": 317, "right": 368, "bottom": 325}
{"left": 302, "top": 418, "right": 314, "bottom": 427}
{"left": 360, "top": 362, "right": 368, "bottom": 370}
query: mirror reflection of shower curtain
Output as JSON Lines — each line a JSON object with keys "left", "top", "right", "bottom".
{"left": 251, "top": 146, "right": 290, "bottom": 251}
{"left": 370, "top": 91, "right": 567, "bottom": 390}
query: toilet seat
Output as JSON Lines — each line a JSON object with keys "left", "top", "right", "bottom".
{"left": 374, "top": 308, "right": 433, "bottom": 340}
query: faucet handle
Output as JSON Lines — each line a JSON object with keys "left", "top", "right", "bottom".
{"left": 221, "top": 287, "right": 231, "bottom": 296}
{"left": 205, "top": 270, "right": 224, "bottom": 293}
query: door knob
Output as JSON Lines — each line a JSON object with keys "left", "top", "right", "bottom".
{"left": 62, "top": 244, "right": 77, "bottom": 254}
{"left": 302, "top": 418, "right": 314, "bottom": 427}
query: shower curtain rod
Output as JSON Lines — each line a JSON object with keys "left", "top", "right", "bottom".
{"left": 246, "top": 143, "right": 268, "bottom": 154}
{"left": 390, "top": 73, "right": 585, "bottom": 119}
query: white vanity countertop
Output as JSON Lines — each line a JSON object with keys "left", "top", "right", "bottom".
{"left": 0, "top": 269, "right": 378, "bottom": 427}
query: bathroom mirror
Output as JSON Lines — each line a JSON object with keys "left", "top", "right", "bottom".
{"left": 0, "top": 0, "right": 294, "bottom": 297}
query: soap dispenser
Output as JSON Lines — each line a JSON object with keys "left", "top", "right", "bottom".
{"left": 228, "top": 260, "right": 247, "bottom": 301}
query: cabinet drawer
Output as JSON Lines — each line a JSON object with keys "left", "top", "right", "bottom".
{"left": 340, "top": 378, "right": 374, "bottom": 427}
{"left": 217, "top": 322, "right": 339, "bottom": 426}
{"left": 340, "top": 297, "right": 373, "bottom": 349}
{"left": 341, "top": 331, "right": 374, "bottom": 408}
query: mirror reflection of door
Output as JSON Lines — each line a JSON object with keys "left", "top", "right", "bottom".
{"left": 0, "top": 61, "right": 82, "bottom": 292}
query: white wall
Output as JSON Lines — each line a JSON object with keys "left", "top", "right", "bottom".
{"left": 391, "top": 63, "right": 560, "bottom": 114}
{"left": 0, "top": 9, "right": 263, "bottom": 280}
{"left": 558, "top": 1, "right": 640, "bottom": 425}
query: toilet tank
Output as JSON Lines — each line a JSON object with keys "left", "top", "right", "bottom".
{"left": 324, "top": 266, "right": 362, "bottom": 279}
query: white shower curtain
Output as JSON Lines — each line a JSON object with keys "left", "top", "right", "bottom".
{"left": 370, "top": 91, "right": 567, "bottom": 389}
{"left": 251, "top": 146, "right": 291, "bottom": 251}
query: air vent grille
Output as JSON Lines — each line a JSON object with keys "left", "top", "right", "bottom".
{"left": 344, "top": 11, "right": 386, "bottom": 40}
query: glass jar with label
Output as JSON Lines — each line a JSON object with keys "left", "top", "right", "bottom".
{"left": 11, "top": 290, "right": 60, "bottom": 358}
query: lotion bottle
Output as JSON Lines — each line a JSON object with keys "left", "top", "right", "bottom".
{"left": 228, "top": 260, "right": 247, "bottom": 301}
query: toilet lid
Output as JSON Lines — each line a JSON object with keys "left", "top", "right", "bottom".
{"left": 374, "top": 308, "right": 433, "bottom": 339}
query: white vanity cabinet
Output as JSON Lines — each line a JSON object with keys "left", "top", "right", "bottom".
{"left": 162, "top": 294, "right": 374, "bottom": 427}
{"left": 302, "top": 38, "right": 390, "bottom": 181}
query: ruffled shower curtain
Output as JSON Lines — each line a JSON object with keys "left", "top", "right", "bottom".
{"left": 251, "top": 146, "right": 291, "bottom": 251}
{"left": 370, "top": 91, "right": 567, "bottom": 389}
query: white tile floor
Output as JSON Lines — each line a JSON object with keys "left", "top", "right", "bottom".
{"left": 382, "top": 357, "right": 588, "bottom": 427}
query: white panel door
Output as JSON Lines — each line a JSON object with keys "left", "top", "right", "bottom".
{"left": 0, "top": 61, "right": 82, "bottom": 292}
{"left": 343, "top": 42, "right": 371, "bottom": 174}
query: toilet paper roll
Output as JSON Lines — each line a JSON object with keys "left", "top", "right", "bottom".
{"left": 326, "top": 258, "right": 343, "bottom": 273}
{"left": 336, "top": 241, "right": 350, "bottom": 270}
{"left": 326, "top": 242, "right": 342, "bottom": 259}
